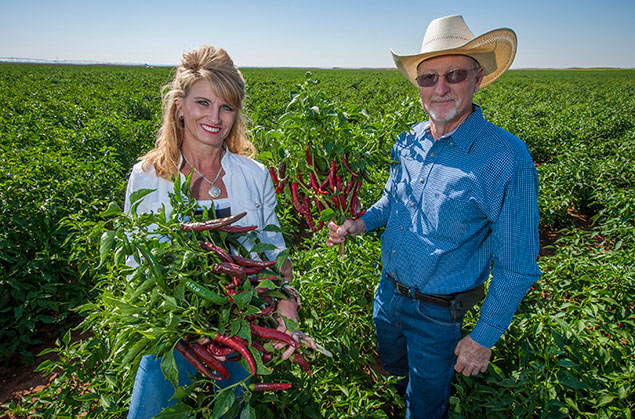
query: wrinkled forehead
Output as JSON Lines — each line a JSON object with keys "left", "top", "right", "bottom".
{"left": 416, "top": 54, "right": 480, "bottom": 73}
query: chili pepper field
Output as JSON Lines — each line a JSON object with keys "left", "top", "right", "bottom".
{"left": 1, "top": 64, "right": 634, "bottom": 418}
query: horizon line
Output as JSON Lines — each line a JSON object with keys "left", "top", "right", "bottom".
{"left": 1, "top": 57, "right": 633, "bottom": 71}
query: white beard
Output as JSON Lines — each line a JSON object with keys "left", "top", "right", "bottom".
{"left": 427, "top": 106, "right": 458, "bottom": 123}
{"left": 424, "top": 95, "right": 459, "bottom": 123}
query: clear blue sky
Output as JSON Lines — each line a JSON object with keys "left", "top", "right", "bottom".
{"left": 1, "top": 0, "right": 634, "bottom": 69}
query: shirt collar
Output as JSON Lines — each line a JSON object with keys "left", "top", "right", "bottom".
{"left": 421, "top": 104, "right": 486, "bottom": 153}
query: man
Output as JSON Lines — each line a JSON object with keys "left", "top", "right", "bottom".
{"left": 327, "top": 15, "right": 541, "bottom": 418}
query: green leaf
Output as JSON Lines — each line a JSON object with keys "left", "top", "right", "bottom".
{"left": 155, "top": 402, "right": 195, "bottom": 419}
{"left": 256, "top": 279, "right": 277, "bottom": 290}
{"left": 160, "top": 346, "right": 179, "bottom": 388}
{"left": 240, "top": 404, "right": 256, "bottom": 419}
{"left": 319, "top": 208, "right": 335, "bottom": 222}
{"left": 99, "top": 202, "right": 123, "bottom": 218}
{"left": 180, "top": 250, "right": 197, "bottom": 270}
{"left": 276, "top": 248, "right": 290, "bottom": 270}
{"left": 258, "top": 151, "right": 273, "bottom": 160}
{"left": 596, "top": 394, "right": 615, "bottom": 407}
{"left": 233, "top": 290, "right": 252, "bottom": 309}
{"left": 99, "top": 230, "right": 116, "bottom": 266}
{"left": 62, "top": 329, "right": 71, "bottom": 346}
{"left": 249, "top": 243, "right": 277, "bottom": 253}
{"left": 559, "top": 376, "right": 588, "bottom": 390}
{"left": 262, "top": 224, "right": 282, "bottom": 233}
{"left": 212, "top": 389, "right": 236, "bottom": 419}
{"left": 129, "top": 188, "right": 155, "bottom": 216}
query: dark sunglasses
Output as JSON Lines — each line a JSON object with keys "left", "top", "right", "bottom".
{"left": 415, "top": 69, "right": 475, "bottom": 87}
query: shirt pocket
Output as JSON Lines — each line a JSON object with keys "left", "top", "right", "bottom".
{"left": 390, "top": 156, "right": 420, "bottom": 199}
{"left": 237, "top": 198, "right": 265, "bottom": 227}
{"left": 422, "top": 189, "right": 478, "bottom": 243}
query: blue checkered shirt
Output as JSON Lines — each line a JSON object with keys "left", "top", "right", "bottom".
{"left": 361, "top": 105, "right": 541, "bottom": 348}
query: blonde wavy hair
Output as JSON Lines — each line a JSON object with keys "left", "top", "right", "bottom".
{"left": 141, "top": 46, "right": 256, "bottom": 179}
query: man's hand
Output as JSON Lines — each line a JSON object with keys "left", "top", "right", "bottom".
{"left": 454, "top": 335, "right": 491, "bottom": 377}
{"left": 325, "top": 219, "right": 366, "bottom": 247}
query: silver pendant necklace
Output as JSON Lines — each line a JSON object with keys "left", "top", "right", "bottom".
{"left": 182, "top": 153, "right": 223, "bottom": 198}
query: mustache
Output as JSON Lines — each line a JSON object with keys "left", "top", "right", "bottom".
{"left": 430, "top": 94, "right": 457, "bottom": 102}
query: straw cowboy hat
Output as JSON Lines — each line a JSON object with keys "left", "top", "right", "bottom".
{"left": 391, "top": 14, "right": 517, "bottom": 88}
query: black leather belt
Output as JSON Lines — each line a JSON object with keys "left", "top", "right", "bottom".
{"left": 387, "top": 273, "right": 453, "bottom": 307}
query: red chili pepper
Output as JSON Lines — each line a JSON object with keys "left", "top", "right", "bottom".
{"left": 243, "top": 266, "right": 270, "bottom": 276}
{"left": 206, "top": 342, "right": 235, "bottom": 357}
{"left": 338, "top": 193, "right": 346, "bottom": 209}
{"left": 305, "top": 212, "right": 317, "bottom": 232}
{"left": 213, "top": 334, "right": 257, "bottom": 375}
{"left": 302, "top": 196, "right": 312, "bottom": 215}
{"left": 268, "top": 166, "right": 279, "bottom": 186}
{"left": 180, "top": 212, "right": 247, "bottom": 232}
{"left": 249, "top": 339, "right": 271, "bottom": 355}
{"left": 198, "top": 241, "right": 233, "bottom": 263}
{"left": 342, "top": 153, "right": 359, "bottom": 177}
{"left": 250, "top": 382, "right": 292, "bottom": 392}
{"left": 249, "top": 275, "right": 279, "bottom": 286}
{"left": 313, "top": 196, "right": 324, "bottom": 213}
{"left": 275, "top": 184, "right": 284, "bottom": 194}
{"left": 215, "top": 225, "right": 258, "bottom": 233}
{"left": 344, "top": 180, "right": 352, "bottom": 197}
{"left": 305, "top": 144, "right": 313, "bottom": 166}
{"left": 291, "top": 182, "right": 310, "bottom": 215}
{"left": 231, "top": 255, "right": 277, "bottom": 269}
{"left": 277, "top": 162, "right": 287, "bottom": 180}
{"left": 291, "top": 182, "right": 303, "bottom": 212}
{"left": 328, "top": 161, "right": 337, "bottom": 191}
{"left": 335, "top": 175, "right": 343, "bottom": 192}
{"left": 320, "top": 174, "right": 331, "bottom": 192}
{"left": 188, "top": 342, "right": 230, "bottom": 379}
{"left": 292, "top": 352, "right": 312, "bottom": 376}
{"left": 261, "top": 353, "right": 273, "bottom": 363}
{"left": 250, "top": 324, "right": 300, "bottom": 348}
{"left": 310, "top": 172, "right": 326, "bottom": 194}
{"left": 213, "top": 262, "right": 246, "bottom": 278}
{"left": 176, "top": 342, "right": 223, "bottom": 380}
{"left": 331, "top": 194, "right": 340, "bottom": 209}
{"left": 349, "top": 179, "right": 363, "bottom": 216}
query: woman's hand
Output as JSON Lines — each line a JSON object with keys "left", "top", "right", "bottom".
{"left": 273, "top": 298, "right": 316, "bottom": 360}
{"left": 280, "top": 259, "right": 293, "bottom": 282}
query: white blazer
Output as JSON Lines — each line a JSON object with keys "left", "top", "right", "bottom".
{"left": 123, "top": 149, "right": 286, "bottom": 261}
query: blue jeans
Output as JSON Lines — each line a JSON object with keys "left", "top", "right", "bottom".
{"left": 373, "top": 273, "right": 463, "bottom": 419}
{"left": 127, "top": 349, "right": 250, "bottom": 419}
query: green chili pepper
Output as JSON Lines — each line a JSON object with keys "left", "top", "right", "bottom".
{"left": 184, "top": 279, "right": 226, "bottom": 305}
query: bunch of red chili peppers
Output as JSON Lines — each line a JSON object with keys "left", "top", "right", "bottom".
{"left": 177, "top": 213, "right": 312, "bottom": 391}
{"left": 269, "top": 145, "right": 371, "bottom": 234}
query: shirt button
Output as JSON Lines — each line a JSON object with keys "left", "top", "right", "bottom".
{"left": 410, "top": 202, "right": 415, "bottom": 207}
{"left": 392, "top": 250, "right": 396, "bottom": 254}
{"left": 419, "top": 178, "right": 424, "bottom": 183}
{"left": 255, "top": 203, "right": 260, "bottom": 208}
{"left": 430, "top": 152, "right": 435, "bottom": 157}
{"left": 449, "top": 141, "right": 455, "bottom": 146}
{"left": 400, "top": 226, "right": 404, "bottom": 230}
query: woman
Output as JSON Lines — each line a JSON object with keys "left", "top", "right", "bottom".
{"left": 124, "top": 46, "right": 313, "bottom": 419}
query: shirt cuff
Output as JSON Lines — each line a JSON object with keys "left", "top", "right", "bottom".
{"left": 469, "top": 319, "right": 506, "bottom": 348}
{"left": 360, "top": 210, "right": 380, "bottom": 233}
